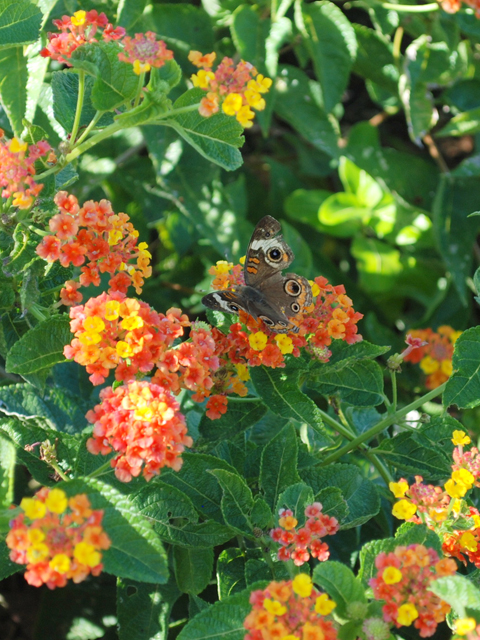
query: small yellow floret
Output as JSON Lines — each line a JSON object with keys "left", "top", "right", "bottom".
{"left": 275, "top": 334, "right": 294, "bottom": 355}
{"left": 249, "top": 331, "right": 268, "bottom": 351}
{"left": 292, "top": 573, "right": 313, "bottom": 598}
{"left": 9, "top": 138, "right": 28, "bottom": 153}
{"left": 105, "top": 300, "right": 121, "bottom": 321}
{"left": 460, "top": 531, "right": 478, "bottom": 552}
{"left": 133, "top": 60, "right": 151, "bottom": 75}
{"left": 78, "top": 331, "right": 102, "bottom": 346}
{"left": 222, "top": 93, "right": 243, "bottom": 115}
{"left": 392, "top": 499, "right": 417, "bottom": 520}
{"left": 315, "top": 593, "right": 336, "bottom": 615}
{"left": 116, "top": 341, "right": 134, "bottom": 358}
{"left": 452, "top": 430, "right": 471, "bottom": 446}
{"left": 83, "top": 316, "right": 105, "bottom": 333}
{"left": 74, "top": 541, "right": 101, "bottom": 568}
{"left": 455, "top": 618, "right": 477, "bottom": 636}
{"left": 263, "top": 598, "right": 287, "bottom": 616}
{"left": 382, "top": 566, "right": 402, "bottom": 584}
{"left": 396, "top": 603, "right": 418, "bottom": 626}
{"left": 50, "top": 553, "right": 71, "bottom": 574}
{"left": 389, "top": 481, "right": 409, "bottom": 498}
{"left": 45, "top": 488, "right": 68, "bottom": 514}
{"left": 71, "top": 10, "right": 86, "bottom": 26}
{"left": 121, "top": 315, "right": 144, "bottom": 331}
{"left": 20, "top": 497, "right": 46, "bottom": 520}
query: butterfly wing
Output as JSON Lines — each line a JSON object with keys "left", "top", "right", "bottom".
{"left": 244, "top": 216, "right": 294, "bottom": 287}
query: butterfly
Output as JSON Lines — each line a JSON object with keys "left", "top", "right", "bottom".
{"left": 202, "top": 215, "right": 312, "bottom": 334}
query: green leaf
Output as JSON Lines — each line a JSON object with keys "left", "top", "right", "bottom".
{"left": 352, "top": 25, "right": 398, "bottom": 96}
{"left": 313, "top": 561, "right": 366, "bottom": 619}
{"left": 250, "top": 496, "right": 273, "bottom": 530}
{"left": 317, "top": 340, "right": 391, "bottom": 374}
{"left": 301, "top": 1, "right": 357, "bottom": 113}
{"left": 433, "top": 175, "right": 480, "bottom": 306}
{"left": 351, "top": 236, "right": 404, "bottom": 293}
{"left": 70, "top": 41, "right": 138, "bottom": 111}
{"left": 374, "top": 430, "right": 452, "bottom": 480}
{"left": 437, "top": 106, "right": 480, "bottom": 137}
{"left": 250, "top": 367, "right": 332, "bottom": 447}
{"left": 399, "top": 37, "right": 439, "bottom": 143}
{"left": 1, "top": 418, "right": 78, "bottom": 486}
{"left": 311, "top": 360, "right": 384, "bottom": 407}
{"left": 159, "top": 453, "right": 238, "bottom": 523}
{"left": 116, "top": 0, "right": 148, "bottom": 30}
{"left": 174, "top": 546, "right": 214, "bottom": 595}
{"left": 0, "top": 0, "right": 42, "bottom": 48}
{"left": 0, "top": 383, "right": 90, "bottom": 434}
{"left": 117, "top": 577, "right": 180, "bottom": 640}
{"left": 199, "top": 399, "right": 267, "bottom": 443}
{"left": 276, "top": 483, "right": 314, "bottom": 524}
{"left": 395, "top": 522, "right": 442, "bottom": 553}
{"left": 318, "top": 193, "right": 366, "bottom": 237}
{"left": 163, "top": 88, "right": 244, "bottom": 172}
{"left": 231, "top": 6, "right": 269, "bottom": 70}
{"left": 429, "top": 575, "right": 480, "bottom": 619}
{"left": 5, "top": 315, "right": 70, "bottom": 376}
{"left": 259, "top": 424, "right": 301, "bottom": 509}
{"left": 209, "top": 469, "right": 254, "bottom": 536}
{"left": 316, "top": 487, "right": 349, "bottom": 524}
{"left": 300, "top": 463, "right": 380, "bottom": 528}
{"left": 275, "top": 65, "right": 339, "bottom": 158}
{"left": 216, "top": 548, "right": 246, "bottom": 599}
{"left": 0, "top": 47, "right": 27, "bottom": 136}
{"left": 133, "top": 482, "right": 233, "bottom": 548}
{"left": 0, "top": 538, "right": 21, "bottom": 580}
{"left": 60, "top": 478, "right": 169, "bottom": 583}
{"left": 177, "top": 581, "right": 258, "bottom": 640}
{"left": 284, "top": 188, "right": 333, "bottom": 229}
{"left": 52, "top": 71, "right": 114, "bottom": 132}
{"left": 444, "top": 326, "right": 480, "bottom": 409}
{"left": 0, "top": 432, "right": 15, "bottom": 508}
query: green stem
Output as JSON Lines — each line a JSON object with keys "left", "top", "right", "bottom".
{"left": 321, "top": 382, "right": 447, "bottom": 466}
{"left": 391, "top": 370, "right": 397, "bottom": 413}
{"left": 50, "top": 462, "right": 70, "bottom": 482}
{"left": 133, "top": 72, "right": 146, "bottom": 108}
{"left": 65, "top": 103, "right": 202, "bottom": 165}
{"left": 392, "top": 26, "right": 404, "bottom": 66}
{"left": 370, "top": 0, "right": 439, "bottom": 11}
{"left": 35, "top": 164, "right": 62, "bottom": 182}
{"left": 317, "top": 408, "right": 356, "bottom": 440}
{"left": 317, "top": 408, "right": 392, "bottom": 484}
{"left": 74, "top": 111, "right": 104, "bottom": 147}
{"left": 70, "top": 70, "right": 86, "bottom": 144}
{"left": 227, "top": 396, "right": 262, "bottom": 402}
{"left": 87, "top": 460, "right": 113, "bottom": 478}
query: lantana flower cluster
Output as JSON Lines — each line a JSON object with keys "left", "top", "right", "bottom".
{"left": 270, "top": 502, "right": 339, "bottom": 566}
{"left": 203, "top": 260, "right": 363, "bottom": 419}
{"left": 36, "top": 192, "right": 152, "bottom": 305}
{"left": 403, "top": 326, "right": 461, "bottom": 389}
{"left": 40, "top": 10, "right": 125, "bottom": 64}
{"left": 118, "top": 31, "right": 173, "bottom": 75}
{"left": 188, "top": 51, "right": 272, "bottom": 128}
{"left": 0, "top": 132, "right": 52, "bottom": 209}
{"left": 86, "top": 381, "right": 193, "bottom": 482}
{"left": 64, "top": 292, "right": 191, "bottom": 385}
{"left": 6, "top": 488, "right": 110, "bottom": 589}
{"left": 390, "top": 431, "right": 480, "bottom": 569}
{"left": 370, "top": 544, "right": 457, "bottom": 637}
{"left": 244, "top": 574, "right": 337, "bottom": 640}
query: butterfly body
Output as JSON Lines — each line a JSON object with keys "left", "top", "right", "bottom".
{"left": 202, "top": 216, "right": 312, "bottom": 334}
